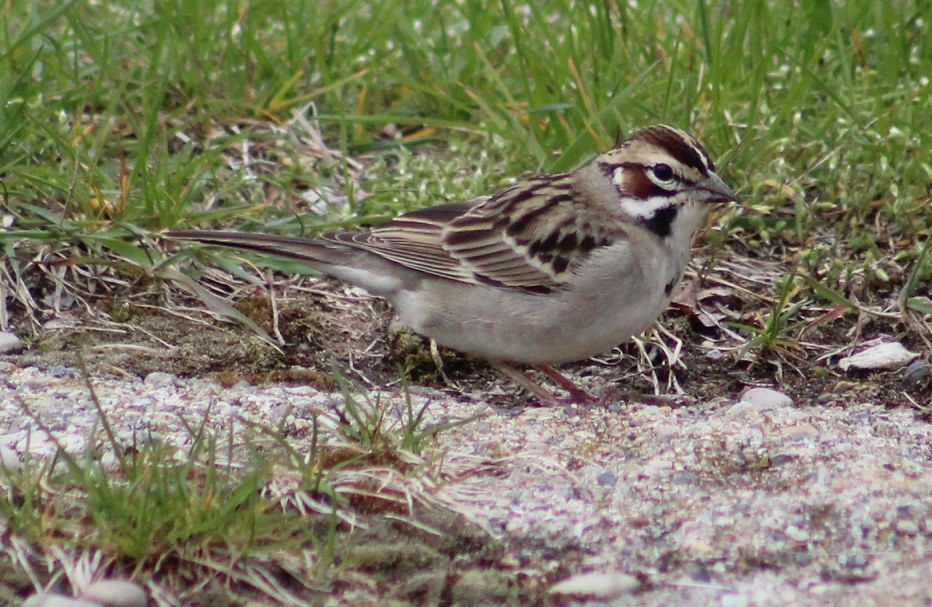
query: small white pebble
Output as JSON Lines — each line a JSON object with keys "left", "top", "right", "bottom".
{"left": 838, "top": 342, "right": 919, "bottom": 371}
{"left": 810, "top": 582, "right": 845, "bottom": 595}
{"left": 99, "top": 452, "right": 121, "bottom": 470}
{"left": 725, "top": 401, "right": 756, "bottom": 418}
{"left": 22, "top": 594, "right": 100, "bottom": 607}
{"left": 683, "top": 539, "right": 714, "bottom": 555}
{"left": 79, "top": 580, "right": 147, "bottom": 607}
{"left": 144, "top": 372, "right": 176, "bottom": 387}
{"left": 42, "top": 319, "right": 74, "bottom": 331}
{"left": 721, "top": 594, "right": 749, "bottom": 607}
{"left": 740, "top": 387, "right": 793, "bottom": 409}
{"left": 0, "top": 331, "right": 23, "bottom": 354}
{"left": 549, "top": 571, "right": 640, "bottom": 599}
{"left": 786, "top": 525, "right": 809, "bottom": 542}
{"left": 0, "top": 445, "right": 21, "bottom": 471}
{"left": 894, "top": 519, "right": 919, "bottom": 536}
{"left": 781, "top": 424, "right": 820, "bottom": 441}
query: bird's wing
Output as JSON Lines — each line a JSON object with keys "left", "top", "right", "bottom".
{"left": 327, "top": 201, "right": 478, "bottom": 284}
{"left": 329, "top": 175, "right": 619, "bottom": 293}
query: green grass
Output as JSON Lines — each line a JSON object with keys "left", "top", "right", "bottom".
{"left": 0, "top": 0, "right": 930, "bottom": 603}
{"left": 0, "top": 1, "right": 927, "bottom": 328}
{"left": 1, "top": 370, "right": 467, "bottom": 603}
{"left": 1, "top": 1, "right": 928, "bottom": 239}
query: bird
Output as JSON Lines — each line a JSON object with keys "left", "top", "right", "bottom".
{"left": 166, "top": 125, "right": 737, "bottom": 403}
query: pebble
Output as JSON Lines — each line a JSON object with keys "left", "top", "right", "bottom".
{"left": 48, "top": 365, "right": 77, "bottom": 378}
{"left": 781, "top": 424, "right": 819, "bottom": 441}
{"left": 721, "top": 594, "right": 749, "bottom": 607}
{"left": 740, "top": 387, "right": 793, "bottom": 409}
{"left": 596, "top": 471, "right": 617, "bottom": 487}
{"left": 838, "top": 341, "right": 919, "bottom": 371}
{"left": 42, "top": 319, "right": 74, "bottom": 331}
{"left": 903, "top": 359, "right": 930, "bottom": 387}
{"left": 894, "top": 519, "right": 919, "bottom": 536}
{"left": 838, "top": 551, "right": 869, "bottom": 569}
{"left": 548, "top": 571, "right": 640, "bottom": 599}
{"left": 143, "top": 372, "right": 176, "bottom": 387}
{"left": 725, "top": 401, "right": 757, "bottom": 418}
{"left": 79, "top": 580, "right": 147, "bottom": 607}
{"left": 831, "top": 380, "right": 857, "bottom": 393}
{"left": 0, "top": 331, "right": 23, "bottom": 353}
{"left": 794, "top": 549, "right": 812, "bottom": 565}
{"left": 810, "top": 582, "right": 846, "bottom": 595}
{"left": 21, "top": 594, "right": 100, "bottom": 607}
{"left": 21, "top": 580, "right": 148, "bottom": 607}
{"left": 785, "top": 525, "right": 809, "bottom": 542}
{"left": 0, "top": 445, "right": 21, "bottom": 470}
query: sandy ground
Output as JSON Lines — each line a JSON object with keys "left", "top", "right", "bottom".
{"left": 1, "top": 356, "right": 929, "bottom": 606}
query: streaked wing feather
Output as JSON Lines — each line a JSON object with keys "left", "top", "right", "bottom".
{"left": 323, "top": 200, "right": 480, "bottom": 284}
{"left": 442, "top": 175, "right": 618, "bottom": 291}
{"left": 323, "top": 177, "right": 619, "bottom": 293}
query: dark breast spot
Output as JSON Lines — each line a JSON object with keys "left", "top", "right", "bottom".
{"left": 641, "top": 205, "right": 679, "bottom": 239}
{"left": 664, "top": 278, "right": 677, "bottom": 296}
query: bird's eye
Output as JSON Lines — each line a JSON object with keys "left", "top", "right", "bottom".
{"left": 652, "top": 163, "right": 675, "bottom": 182}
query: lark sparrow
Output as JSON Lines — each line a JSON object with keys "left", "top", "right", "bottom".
{"left": 167, "top": 125, "right": 737, "bottom": 402}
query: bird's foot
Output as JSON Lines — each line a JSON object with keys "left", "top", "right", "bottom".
{"left": 493, "top": 363, "right": 600, "bottom": 405}
{"left": 531, "top": 364, "right": 599, "bottom": 404}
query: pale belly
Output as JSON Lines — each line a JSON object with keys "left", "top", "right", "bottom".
{"left": 391, "top": 249, "right": 683, "bottom": 364}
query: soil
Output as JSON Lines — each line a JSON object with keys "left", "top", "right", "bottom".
{"left": 11, "top": 271, "right": 929, "bottom": 410}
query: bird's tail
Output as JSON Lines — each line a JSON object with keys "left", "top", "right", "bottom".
{"left": 164, "top": 230, "right": 350, "bottom": 267}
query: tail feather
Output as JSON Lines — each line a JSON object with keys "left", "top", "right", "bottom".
{"left": 165, "top": 230, "right": 349, "bottom": 267}
{"left": 165, "top": 229, "right": 411, "bottom": 295}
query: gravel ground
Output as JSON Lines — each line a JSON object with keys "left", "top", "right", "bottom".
{"left": 1, "top": 357, "right": 929, "bottom": 606}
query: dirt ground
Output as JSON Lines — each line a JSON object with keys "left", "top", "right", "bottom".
{"left": 11, "top": 262, "right": 929, "bottom": 410}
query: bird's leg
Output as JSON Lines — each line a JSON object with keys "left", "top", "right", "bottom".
{"left": 429, "top": 339, "right": 461, "bottom": 391}
{"left": 533, "top": 364, "right": 597, "bottom": 404}
{"left": 493, "top": 363, "right": 597, "bottom": 405}
{"left": 493, "top": 362, "right": 559, "bottom": 403}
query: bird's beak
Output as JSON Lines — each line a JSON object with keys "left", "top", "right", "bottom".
{"left": 700, "top": 173, "right": 738, "bottom": 203}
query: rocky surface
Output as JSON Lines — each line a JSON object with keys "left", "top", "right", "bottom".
{"left": 1, "top": 357, "right": 929, "bottom": 605}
